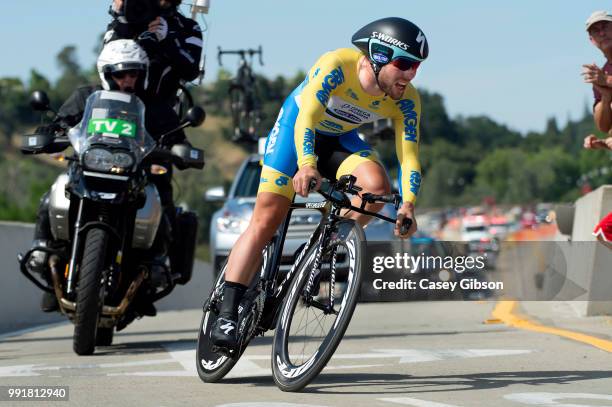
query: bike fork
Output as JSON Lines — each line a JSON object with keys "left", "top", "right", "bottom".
{"left": 303, "top": 223, "right": 339, "bottom": 315}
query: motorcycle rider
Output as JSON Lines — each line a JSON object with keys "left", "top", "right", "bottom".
{"left": 28, "top": 40, "right": 187, "bottom": 320}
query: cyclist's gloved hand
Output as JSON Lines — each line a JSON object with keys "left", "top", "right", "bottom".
{"left": 293, "top": 165, "right": 322, "bottom": 197}
{"left": 395, "top": 202, "right": 417, "bottom": 239}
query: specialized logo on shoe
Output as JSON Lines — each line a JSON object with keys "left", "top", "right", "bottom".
{"left": 220, "top": 322, "right": 235, "bottom": 335}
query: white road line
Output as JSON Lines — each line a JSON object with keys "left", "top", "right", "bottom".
{"left": 379, "top": 397, "right": 461, "bottom": 407}
{"left": 215, "top": 403, "right": 329, "bottom": 407}
{"left": 504, "top": 392, "right": 612, "bottom": 406}
{"left": 324, "top": 364, "right": 385, "bottom": 370}
{"left": 0, "top": 359, "right": 177, "bottom": 377}
{"left": 371, "top": 348, "right": 532, "bottom": 363}
{"left": 0, "top": 348, "right": 533, "bottom": 378}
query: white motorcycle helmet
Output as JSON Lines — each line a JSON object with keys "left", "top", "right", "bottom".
{"left": 97, "top": 39, "right": 149, "bottom": 92}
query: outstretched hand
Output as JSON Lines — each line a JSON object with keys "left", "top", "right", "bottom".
{"left": 582, "top": 63, "right": 608, "bottom": 87}
{"left": 584, "top": 134, "right": 612, "bottom": 150}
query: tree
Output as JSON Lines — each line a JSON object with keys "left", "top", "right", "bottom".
{"left": 544, "top": 117, "right": 560, "bottom": 136}
{"left": 0, "top": 78, "right": 28, "bottom": 145}
{"left": 28, "top": 69, "right": 52, "bottom": 94}
{"left": 419, "top": 90, "right": 458, "bottom": 145}
{"left": 54, "top": 46, "right": 89, "bottom": 102}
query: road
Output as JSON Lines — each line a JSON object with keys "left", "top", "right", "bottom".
{"left": 1, "top": 300, "right": 611, "bottom": 407}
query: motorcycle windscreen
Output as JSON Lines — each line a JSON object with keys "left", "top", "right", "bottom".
{"left": 68, "top": 90, "right": 155, "bottom": 161}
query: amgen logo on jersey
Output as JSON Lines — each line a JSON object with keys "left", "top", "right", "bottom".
{"left": 316, "top": 66, "right": 345, "bottom": 107}
{"left": 396, "top": 99, "right": 418, "bottom": 142}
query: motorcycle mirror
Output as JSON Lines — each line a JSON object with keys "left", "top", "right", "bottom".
{"left": 30, "top": 91, "right": 51, "bottom": 111}
{"left": 183, "top": 106, "right": 206, "bottom": 128}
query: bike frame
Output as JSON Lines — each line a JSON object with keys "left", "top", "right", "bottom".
{"left": 254, "top": 181, "right": 402, "bottom": 331}
{"left": 254, "top": 200, "right": 327, "bottom": 331}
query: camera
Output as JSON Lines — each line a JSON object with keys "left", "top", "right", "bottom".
{"left": 123, "top": 0, "right": 161, "bottom": 25}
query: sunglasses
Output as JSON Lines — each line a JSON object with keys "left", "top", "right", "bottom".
{"left": 112, "top": 70, "right": 140, "bottom": 79}
{"left": 390, "top": 58, "right": 421, "bottom": 72}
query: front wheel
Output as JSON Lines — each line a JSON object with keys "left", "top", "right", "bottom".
{"left": 272, "top": 220, "right": 364, "bottom": 392}
{"left": 73, "top": 228, "right": 108, "bottom": 355}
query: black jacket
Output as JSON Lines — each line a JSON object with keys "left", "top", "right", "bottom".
{"left": 105, "top": 8, "right": 203, "bottom": 106}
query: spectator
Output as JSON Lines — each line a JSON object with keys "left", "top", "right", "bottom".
{"left": 593, "top": 212, "right": 612, "bottom": 250}
{"left": 582, "top": 11, "right": 612, "bottom": 133}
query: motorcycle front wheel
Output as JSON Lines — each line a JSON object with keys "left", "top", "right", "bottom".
{"left": 73, "top": 228, "right": 108, "bottom": 355}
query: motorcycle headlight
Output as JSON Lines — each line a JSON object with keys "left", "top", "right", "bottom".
{"left": 83, "top": 148, "right": 114, "bottom": 171}
{"left": 83, "top": 149, "right": 134, "bottom": 172}
{"left": 112, "top": 152, "right": 134, "bottom": 169}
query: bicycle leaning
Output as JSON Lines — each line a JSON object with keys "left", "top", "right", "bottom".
{"left": 196, "top": 174, "right": 411, "bottom": 392}
{"left": 217, "top": 46, "right": 263, "bottom": 143}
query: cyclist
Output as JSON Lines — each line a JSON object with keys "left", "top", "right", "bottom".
{"left": 211, "top": 17, "right": 428, "bottom": 350}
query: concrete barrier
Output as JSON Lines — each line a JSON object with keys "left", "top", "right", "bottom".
{"left": 566, "top": 185, "right": 612, "bottom": 316}
{"left": 0, "top": 221, "right": 213, "bottom": 334}
{"left": 0, "top": 222, "right": 63, "bottom": 333}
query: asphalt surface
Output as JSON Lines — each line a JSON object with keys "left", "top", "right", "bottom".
{"left": 1, "top": 300, "right": 611, "bottom": 407}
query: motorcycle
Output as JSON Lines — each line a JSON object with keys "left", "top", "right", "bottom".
{"left": 18, "top": 89, "right": 205, "bottom": 355}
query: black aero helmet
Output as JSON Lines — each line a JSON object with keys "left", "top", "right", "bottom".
{"left": 352, "top": 17, "right": 429, "bottom": 73}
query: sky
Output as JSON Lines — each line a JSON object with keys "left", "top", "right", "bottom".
{"left": 1, "top": 0, "right": 610, "bottom": 134}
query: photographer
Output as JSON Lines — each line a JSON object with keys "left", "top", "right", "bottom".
{"left": 106, "top": 0, "right": 203, "bottom": 106}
